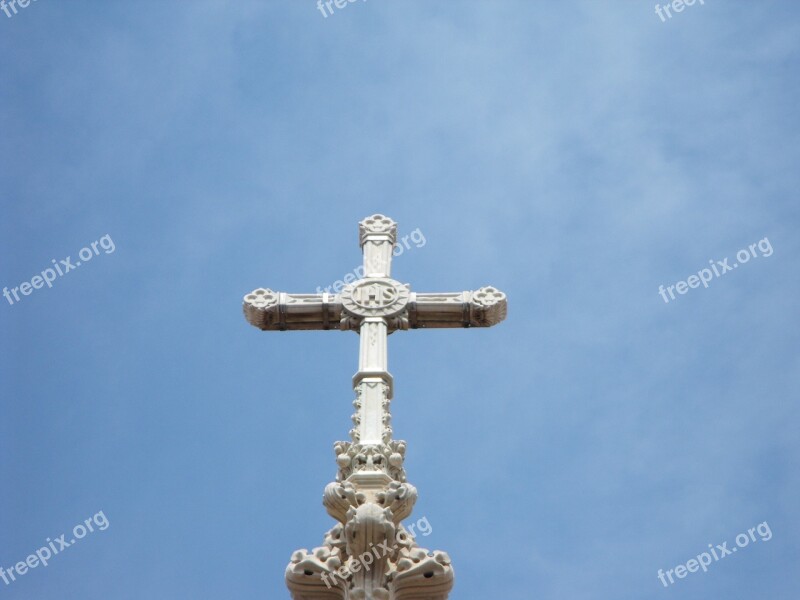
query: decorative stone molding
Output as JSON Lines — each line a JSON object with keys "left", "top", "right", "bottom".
{"left": 334, "top": 441, "right": 408, "bottom": 484}
{"left": 242, "top": 288, "right": 279, "bottom": 329}
{"left": 375, "top": 481, "right": 417, "bottom": 523}
{"left": 324, "top": 481, "right": 365, "bottom": 523}
{"left": 341, "top": 279, "right": 410, "bottom": 320}
{"left": 359, "top": 214, "right": 398, "bottom": 248}
{"left": 469, "top": 286, "right": 508, "bottom": 327}
{"left": 285, "top": 524, "right": 348, "bottom": 598}
{"left": 345, "top": 503, "right": 396, "bottom": 598}
{"left": 390, "top": 547, "right": 454, "bottom": 600}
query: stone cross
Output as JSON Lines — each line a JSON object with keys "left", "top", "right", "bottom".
{"left": 243, "top": 214, "right": 507, "bottom": 600}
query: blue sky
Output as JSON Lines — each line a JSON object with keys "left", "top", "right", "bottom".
{"left": 1, "top": 1, "right": 798, "bottom": 598}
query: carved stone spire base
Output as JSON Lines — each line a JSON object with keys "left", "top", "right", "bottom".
{"left": 285, "top": 441, "right": 454, "bottom": 600}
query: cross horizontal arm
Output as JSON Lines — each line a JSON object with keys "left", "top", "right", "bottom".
{"left": 244, "top": 285, "right": 508, "bottom": 331}
{"left": 407, "top": 286, "right": 508, "bottom": 329}
{"left": 243, "top": 288, "right": 347, "bottom": 331}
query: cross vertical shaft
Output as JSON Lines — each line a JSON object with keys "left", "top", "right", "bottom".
{"left": 355, "top": 319, "right": 390, "bottom": 445}
{"left": 353, "top": 215, "right": 397, "bottom": 446}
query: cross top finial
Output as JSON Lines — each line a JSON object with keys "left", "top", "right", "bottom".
{"left": 359, "top": 213, "right": 397, "bottom": 247}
